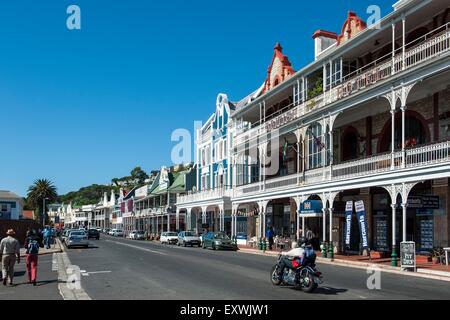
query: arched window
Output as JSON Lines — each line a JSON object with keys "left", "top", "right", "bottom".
{"left": 307, "top": 123, "right": 323, "bottom": 169}
{"left": 378, "top": 111, "right": 430, "bottom": 153}
{"left": 341, "top": 127, "right": 360, "bottom": 161}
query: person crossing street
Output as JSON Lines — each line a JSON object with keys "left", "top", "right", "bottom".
{"left": 24, "top": 230, "right": 41, "bottom": 286}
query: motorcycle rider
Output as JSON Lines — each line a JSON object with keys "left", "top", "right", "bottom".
{"left": 277, "top": 237, "right": 309, "bottom": 279}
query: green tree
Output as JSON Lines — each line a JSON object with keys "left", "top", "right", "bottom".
{"left": 130, "top": 166, "right": 149, "bottom": 185}
{"left": 27, "top": 179, "right": 58, "bottom": 225}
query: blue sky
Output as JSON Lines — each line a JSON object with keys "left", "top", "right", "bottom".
{"left": 0, "top": 0, "right": 393, "bottom": 196}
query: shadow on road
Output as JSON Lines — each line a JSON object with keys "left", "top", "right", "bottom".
{"left": 312, "top": 286, "right": 348, "bottom": 295}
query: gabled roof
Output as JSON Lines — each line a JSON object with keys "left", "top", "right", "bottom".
{"left": 262, "top": 43, "right": 295, "bottom": 94}
{"left": 167, "top": 171, "right": 187, "bottom": 193}
{"left": 0, "top": 190, "right": 22, "bottom": 200}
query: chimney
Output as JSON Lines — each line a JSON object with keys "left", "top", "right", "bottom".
{"left": 103, "top": 192, "right": 108, "bottom": 207}
{"left": 312, "top": 30, "right": 338, "bottom": 60}
{"left": 110, "top": 189, "right": 116, "bottom": 206}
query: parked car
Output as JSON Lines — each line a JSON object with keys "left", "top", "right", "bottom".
{"left": 177, "top": 231, "right": 201, "bottom": 247}
{"left": 96, "top": 228, "right": 102, "bottom": 233}
{"left": 61, "top": 229, "right": 74, "bottom": 243}
{"left": 133, "top": 231, "right": 146, "bottom": 240}
{"left": 202, "top": 232, "right": 237, "bottom": 251}
{"left": 160, "top": 232, "right": 178, "bottom": 245}
{"left": 87, "top": 229, "right": 100, "bottom": 240}
{"left": 66, "top": 230, "right": 89, "bottom": 249}
{"left": 111, "top": 229, "right": 124, "bottom": 237}
{"left": 108, "top": 229, "right": 116, "bottom": 236}
{"left": 104, "top": 228, "right": 111, "bottom": 234}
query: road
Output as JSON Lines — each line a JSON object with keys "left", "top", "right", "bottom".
{"left": 59, "top": 235, "right": 450, "bottom": 300}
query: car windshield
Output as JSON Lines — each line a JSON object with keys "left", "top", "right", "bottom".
{"left": 167, "top": 232, "right": 177, "bottom": 236}
{"left": 70, "top": 231, "right": 85, "bottom": 236}
{"left": 184, "top": 232, "right": 194, "bottom": 237}
{"left": 214, "top": 233, "right": 229, "bottom": 240}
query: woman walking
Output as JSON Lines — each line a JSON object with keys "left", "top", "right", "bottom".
{"left": 24, "top": 230, "right": 40, "bottom": 286}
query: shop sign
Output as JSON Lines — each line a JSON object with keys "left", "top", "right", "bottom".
{"left": 344, "top": 201, "right": 353, "bottom": 247}
{"left": 408, "top": 196, "right": 439, "bottom": 209}
{"left": 355, "top": 200, "right": 369, "bottom": 250}
{"left": 299, "top": 200, "right": 322, "bottom": 215}
{"left": 400, "top": 241, "right": 416, "bottom": 270}
{"left": 265, "top": 108, "right": 298, "bottom": 132}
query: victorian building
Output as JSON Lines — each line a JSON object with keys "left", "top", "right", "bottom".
{"left": 176, "top": 0, "right": 450, "bottom": 264}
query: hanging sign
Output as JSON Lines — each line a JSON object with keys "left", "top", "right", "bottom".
{"left": 355, "top": 200, "right": 370, "bottom": 250}
{"left": 345, "top": 201, "right": 353, "bottom": 247}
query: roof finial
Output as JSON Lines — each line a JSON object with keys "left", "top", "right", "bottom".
{"left": 274, "top": 42, "right": 283, "bottom": 52}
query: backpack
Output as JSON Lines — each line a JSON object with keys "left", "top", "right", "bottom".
{"left": 28, "top": 240, "right": 40, "bottom": 255}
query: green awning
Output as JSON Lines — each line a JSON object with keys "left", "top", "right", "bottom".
{"left": 167, "top": 171, "right": 186, "bottom": 193}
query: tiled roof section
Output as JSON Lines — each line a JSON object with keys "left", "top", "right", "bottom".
{"left": 0, "top": 190, "right": 22, "bottom": 200}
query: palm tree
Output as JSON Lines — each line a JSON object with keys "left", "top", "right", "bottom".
{"left": 27, "top": 179, "right": 58, "bottom": 225}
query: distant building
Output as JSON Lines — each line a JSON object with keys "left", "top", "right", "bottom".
{"left": 0, "top": 190, "right": 23, "bottom": 220}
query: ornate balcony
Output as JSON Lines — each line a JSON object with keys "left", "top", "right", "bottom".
{"left": 177, "top": 187, "right": 231, "bottom": 206}
{"left": 233, "top": 140, "right": 450, "bottom": 198}
{"left": 234, "top": 24, "right": 450, "bottom": 147}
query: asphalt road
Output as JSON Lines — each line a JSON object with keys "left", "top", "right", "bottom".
{"left": 62, "top": 235, "right": 450, "bottom": 300}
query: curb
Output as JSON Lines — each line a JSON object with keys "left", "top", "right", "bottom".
{"left": 238, "top": 248, "right": 450, "bottom": 282}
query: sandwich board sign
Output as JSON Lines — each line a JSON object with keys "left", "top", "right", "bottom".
{"left": 400, "top": 241, "right": 416, "bottom": 271}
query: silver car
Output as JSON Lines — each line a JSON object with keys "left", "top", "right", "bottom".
{"left": 177, "top": 231, "right": 201, "bottom": 247}
{"left": 66, "top": 230, "right": 89, "bottom": 249}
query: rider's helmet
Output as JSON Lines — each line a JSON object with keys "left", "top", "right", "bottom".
{"left": 298, "top": 237, "right": 308, "bottom": 247}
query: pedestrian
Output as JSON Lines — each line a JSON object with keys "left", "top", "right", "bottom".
{"left": 266, "top": 226, "right": 274, "bottom": 250}
{"left": 43, "top": 226, "right": 51, "bottom": 249}
{"left": 24, "top": 231, "right": 40, "bottom": 285}
{"left": 0, "top": 229, "right": 21, "bottom": 286}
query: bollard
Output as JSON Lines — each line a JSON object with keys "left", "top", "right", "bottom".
{"left": 328, "top": 242, "right": 334, "bottom": 260}
{"left": 262, "top": 238, "right": 267, "bottom": 252}
{"left": 321, "top": 242, "right": 328, "bottom": 258}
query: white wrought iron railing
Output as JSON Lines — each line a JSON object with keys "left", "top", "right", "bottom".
{"left": 177, "top": 187, "right": 231, "bottom": 205}
{"left": 233, "top": 23, "right": 450, "bottom": 147}
{"left": 405, "top": 140, "right": 450, "bottom": 167}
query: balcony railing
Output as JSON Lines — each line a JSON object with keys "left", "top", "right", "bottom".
{"left": 232, "top": 140, "right": 450, "bottom": 198}
{"left": 234, "top": 23, "right": 450, "bottom": 147}
{"left": 177, "top": 187, "right": 231, "bottom": 205}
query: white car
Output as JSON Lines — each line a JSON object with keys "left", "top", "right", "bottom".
{"left": 66, "top": 230, "right": 89, "bottom": 249}
{"left": 129, "top": 230, "right": 145, "bottom": 240}
{"left": 160, "top": 232, "right": 178, "bottom": 245}
{"left": 112, "top": 229, "right": 124, "bottom": 237}
{"left": 108, "top": 229, "right": 116, "bottom": 236}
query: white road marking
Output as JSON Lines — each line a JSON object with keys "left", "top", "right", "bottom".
{"left": 105, "top": 240, "right": 167, "bottom": 255}
{"left": 81, "top": 271, "right": 112, "bottom": 276}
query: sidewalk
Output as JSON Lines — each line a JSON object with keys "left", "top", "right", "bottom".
{"left": 19, "top": 241, "right": 62, "bottom": 258}
{"left": 237, "top": 246, "right": 450, "bottom": 282}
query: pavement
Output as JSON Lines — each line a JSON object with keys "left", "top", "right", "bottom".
{"left": 19, "top": 241, "right": 62, "bottom": 258}
{"left": 59, "top": 235, "right": 450, "bottom": 300}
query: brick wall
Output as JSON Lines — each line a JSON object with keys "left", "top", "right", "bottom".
{"left": 0, "top": 220, "right": 41, "bottom": 245}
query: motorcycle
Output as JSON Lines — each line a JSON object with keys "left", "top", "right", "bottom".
{"left": 270, "top": 253, "right": 323, "bottom": 293}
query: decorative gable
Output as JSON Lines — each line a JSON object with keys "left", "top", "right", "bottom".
{"left": 337, "top": 11, "right": 367, "bottom": 45}
{"left": 263, "top": 43, "right": 295, "bottom": 93}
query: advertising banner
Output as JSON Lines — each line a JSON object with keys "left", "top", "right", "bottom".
{"left": 345, "top": 201, "right": 353, "bottom": 247}
{"left": 355, "top": 200, "right": 369, "bottom": 250}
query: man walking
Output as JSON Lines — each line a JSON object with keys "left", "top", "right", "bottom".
{"left": 24, "top": 230, "right": 40, "bottom": 286}
{"left": 0, "top": 229, "right": 21, "bottom": 286}
{"left": 266, "top": 226, "right": 274, "bottom": 251}
{"left": 43, "top": 226, "right": 51, "bottom": 249}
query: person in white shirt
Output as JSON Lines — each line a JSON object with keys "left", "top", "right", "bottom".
{"left": 277, "top": 238, "right": 307, "bottom": 279}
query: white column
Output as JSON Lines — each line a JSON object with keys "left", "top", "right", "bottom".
{"left": 167, "top": 214, "right": 170, "bottom": 232}
{"left": 392, "top": 22, "right": 396, "bottom": 74}
{"left": 323, "top": 64, "right": 327, "bottom": 92}
{"left": 391, "top": 203, "right": 397, "bottom": 251}
{"left": 401, "top": 105, "right": 406, "bottom": 168}
{"left": 329, "top": 208, "right": 334, "bottom": 244}
{"left": 402, "top": 203, "right": 407, "bottom": 242}
{"left": 391, "top": 109, "right": 396, "bottom": 169}
{"left": 156, "top": 215, "right": 159, "bottom": 234}
{"left": 176, "top": 209, "right": 180, "bottom": 231}
{"left": 231, "top": 211, "right": 235, "bottom": 238}
{"left": 402, "top": 16, "right": 406, "bottom": 70}
{"left": 302, "top": 216, "right": 305, "bottom": 237}
{"left": 340, "top": 57, "right": 343, "bottom": 83}
{"left": 296, "top": 213, "right": 300, "bottom": 240}
{"left": 322, "top": 208, "right": 327, "bottom": 242}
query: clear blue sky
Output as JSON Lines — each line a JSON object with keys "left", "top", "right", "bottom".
{"left": 0, "top": 0, "right": 393, "bottom": 196}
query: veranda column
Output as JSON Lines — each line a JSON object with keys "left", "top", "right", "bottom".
{"left": 156, "top": 215, "right": 159, "bottom": 235}
{"left": 296, "top": 212, "right": 300, "bottom": 240}
{"left": 391, "top": 203, "right": 398, "bottom": 266}
{"left": 176, "top": 209, "right": 180, "bottom": 231}
{"left": 402, "top": 15, "right": 406, "bottom": 71}
{"left": 401, "top": 104, "right": 406, "bottom": 168}
{"left": 322, "top": 208, "right": 327, "bottom": 243}
{"left": 329, "top": 208, "right": 334, "bottom": 259}
{"left": 391, "top": 109, "right": 396, "bottom": 169}
{"left": 167, "top": 213, "right": 170, "bottom": 232}
{"left": 231, "top": 211, "right": 235, "bottom": 239}
{"left": 302, "top": 216, "right": 305, "bottom": 237}
{"left": 186, "top": 208, "right": 191, "bottom": 231}
{"left": 401, "top": 202, "right": 407, "bottom": 242}
{"left": 392, "top": 22, "right": 396, "bottom": 75}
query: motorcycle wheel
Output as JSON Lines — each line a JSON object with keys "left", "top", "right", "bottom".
{"left": 270, "top": 265, "right": 282, "bottom": 286}
{"left": 301, "top": 273, "right": 318, "bottom": 293}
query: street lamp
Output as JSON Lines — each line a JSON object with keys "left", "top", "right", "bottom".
{"left": 42, "top": 197, "right": 50, "bottom": 227}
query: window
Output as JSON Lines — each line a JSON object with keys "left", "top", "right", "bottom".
{"left": 308, "top": 123, "right": 324, "bottom": 169}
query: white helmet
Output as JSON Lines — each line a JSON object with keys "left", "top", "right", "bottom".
{"left": 291, "top": 241, "right": 298, "bottom": 249}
